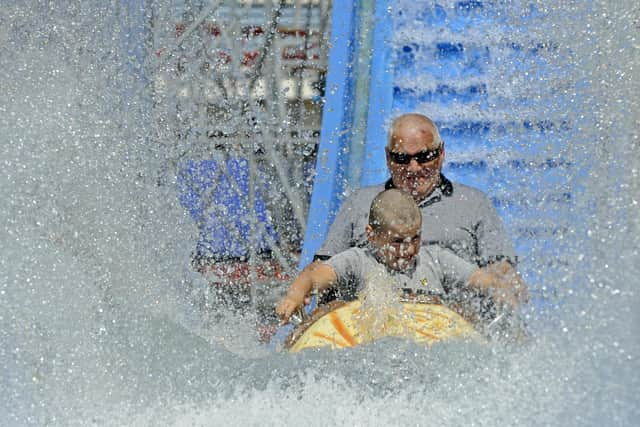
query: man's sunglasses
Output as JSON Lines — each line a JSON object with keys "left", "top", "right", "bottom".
{"left": 388, "top": 146, "right": 442, "bottom": 165}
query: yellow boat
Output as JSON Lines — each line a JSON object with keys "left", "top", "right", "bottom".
{"left": 285, "top": 295, "right": 482, "bottom": 352}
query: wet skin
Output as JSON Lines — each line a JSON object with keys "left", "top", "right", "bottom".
{"left": 366, "top": 222, "right": 422, "bottom": 272}
{"left": 386, "top": 121, "right": 444, "bottom": 203}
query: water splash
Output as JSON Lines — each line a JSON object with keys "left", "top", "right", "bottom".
{"left": 355, "top": 265, "right": 405, "bottom": 341}
{"left": 1, "top": 1, "right": 638, "bottom": 426}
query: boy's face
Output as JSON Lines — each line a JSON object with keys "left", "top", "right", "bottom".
{"left": 367, "top": 222, "right": 421, "bottom": 271}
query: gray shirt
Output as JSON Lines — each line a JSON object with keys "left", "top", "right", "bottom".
{"left": 325, "top": 245, "right": 477, "bottom": 298}
{"left": 318, "top": 176, "right": 516, "bottom": 267}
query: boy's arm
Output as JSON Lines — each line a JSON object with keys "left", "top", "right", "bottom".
{"left": 275, "top": 263, "right": 338, "bottom": 323}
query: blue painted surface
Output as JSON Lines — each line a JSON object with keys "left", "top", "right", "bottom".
{"left": 297, "top": 1, "right": 361, "bottom": 269}
{"left": 360, "top": 0, "right": 393, "bottom": 187}
{"left": 177, "top": 158, "right": 278, "bottom": 260}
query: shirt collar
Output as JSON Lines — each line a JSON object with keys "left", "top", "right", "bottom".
{"left": 384, "top": 174, "right": 454, "bottom": 207}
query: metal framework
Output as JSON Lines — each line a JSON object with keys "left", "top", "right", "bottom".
{"left": 145, "top": 0, "right": 332, "bottom": 311}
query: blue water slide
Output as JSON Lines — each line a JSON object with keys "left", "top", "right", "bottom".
{"left": 300, "top": 0, "right": 581, "bottom": 303}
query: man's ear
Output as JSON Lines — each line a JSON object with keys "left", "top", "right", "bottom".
{"left": 365, "top": 224, "right": 375, "bottom": 242}
{"left": 436, "top": 141, "right": 445, "bottom": 169}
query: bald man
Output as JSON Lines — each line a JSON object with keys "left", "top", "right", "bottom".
{"left": 316, "top": 113, "right": 518, "bottom": 282}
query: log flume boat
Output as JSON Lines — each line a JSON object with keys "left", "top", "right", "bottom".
{"left": 284, "top": 294, "right": 482, "bottom": 352}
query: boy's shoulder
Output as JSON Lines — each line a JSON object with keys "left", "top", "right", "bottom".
{"left": 418, "top": 245, "right": 469, "bottom": 266}
{"left": 419, "top": 244, "right": 449, "bottom": 258}
{"left": 326, "top": 246, "right": 371, "bottom": 266}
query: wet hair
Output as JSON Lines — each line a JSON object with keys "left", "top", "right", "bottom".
{"left": 387, "top": 113, "right": 443, "bottom": 149}
{"left": 369, "top": 189, "right": 421, "bottom": 232}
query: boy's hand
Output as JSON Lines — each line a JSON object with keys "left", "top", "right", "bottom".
{"left": 276, "top": 295, "right": 303, "bottom": 323}
{"left": 275, "top": 263, "right": 335, "bottom": 324}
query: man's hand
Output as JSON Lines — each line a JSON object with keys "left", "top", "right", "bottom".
{"left": 487, "top": 261, "right": 529, "bottom": 306}
{"left": 486, "top": 272, "right": 529, "bottom": 308}
{"left": 469, "top": 262, "right": 529, "bottom": 308}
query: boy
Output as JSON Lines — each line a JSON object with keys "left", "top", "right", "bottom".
{"left": 276, "top": 189, "right": 528, "bottom": 333}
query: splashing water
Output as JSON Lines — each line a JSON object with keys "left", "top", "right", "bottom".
{"left": 355, "top": 265, "right": 404, "bottom": 342}
{"left": 1, "top": 1, "right": 638, "bottom": 426}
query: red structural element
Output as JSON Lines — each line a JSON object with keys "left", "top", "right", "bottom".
{"left": 241, "top": 51, "right": 260, "bottom": 66}
{"left": 242, "top": 25, "right": 264, "bottom": 37}
{"left": 198, "top": 258, "right": 291, "bottom": 286}
{"left": 166, "top": 22, "right": 320, "bottom": 65}
{"left": 217, "top": 51, "right": 233, "bottom": 64}
{"left": 213, "top": 50, "right": 262, "bottom": 66}
{"left": 278, "top": 28, "right": 317, "bottom": 37}
{"left": 282, "top": 42, "right": 321, "bottom": 60}
{"left": 204, "top": 22, "right": 221, "bottom": 36}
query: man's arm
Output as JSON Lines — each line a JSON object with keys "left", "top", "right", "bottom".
{"left": 275, "top": 263, "right": 337, "bottom": 322}
{"left": 293, "top": 195, "right": 357, "bottom": 308}
{"left": 434, "top": 246, "right": 528, "bottom": 308}
{"left": 470, "top": 192, "right": 529, "bottom": 304}
{"left": 474, "top": 192, "right": 518, "bottom": 267}
{"left": 316, "top": 192, "right": 368, "bottom": 258}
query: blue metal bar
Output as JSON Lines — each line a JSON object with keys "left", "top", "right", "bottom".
{"left": 360, "top": 0, "right": 393, "bottom": 187}
{"left": 119, "top": 0, "right": 149, "bottom": 113}
{"left": 298, "top": 1, "right": 359, "bottom": 269}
